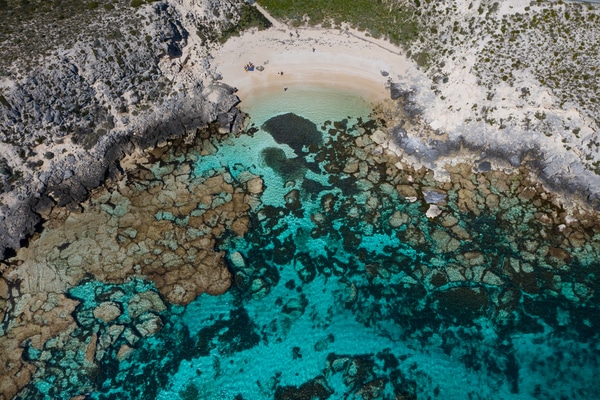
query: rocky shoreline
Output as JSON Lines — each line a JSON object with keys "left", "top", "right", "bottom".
{"left": 3, "top": 102, "right": 600, "bottom": 399}
{"left": 0, "top": 0, "right": 250, "bottom": 261}
{"left": 4, "top": 81, "right": 242, "bottom": 253}
{"left": 385, "top": 82, "right": 600, "bottom": 212}
{"left": 1, "top": 0, "right": 600, "bottom": 398}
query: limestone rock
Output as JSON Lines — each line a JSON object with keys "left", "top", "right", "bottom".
{"left": 135, "top": 313, "right": 163, "bottom": 337}
{"left": 396, "top": 184, "right": 418, "bottom": 199}
{"left": 127, "top": 291, "right": 167, "bottom": 320}
{"left": 117, "top": 344, "right": 134, "bottom": 361}
{"left": 423, "top": 189, "right": 447, "bottom": 204}
{"left": 388, "top": 211, "right": 409, "bottom": 228}
{"left": 229, "top": 251, "right": 246, "bottom": 269}
{"left": 245, "top": 176, "right": 264, "bottom": 194}
{"left": 371, "top": 129, "right": 387, "bottom": 145}
{"left": 343, "top": 161, "right": 359, "bottom": 174}
{"left": 426, "top": 205, "right": 442, "bottom": 218}
{"left": 93, "top": 302, "right": 122, "bottom": 323}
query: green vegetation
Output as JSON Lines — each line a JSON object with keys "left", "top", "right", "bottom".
{"left": 258, "top": 0, "right": 419, "bottom": 46}
{"left": 0, "top": 0, "right": 132, "bottom": 69}
{"left": 414, "top": 51, "right": 430, "bottom": 68}
{"left": 472, "top": 0, "right": 600, "bottom": 131}
{"left": 220, "top": 3, "right": 272, "bottom": 43}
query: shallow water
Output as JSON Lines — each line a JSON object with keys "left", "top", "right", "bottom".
{"left": 15, "top": 89, "right": 600, "bottom": 400}
{"left": 242, "top": 84, "right": 374, "bottom": 127}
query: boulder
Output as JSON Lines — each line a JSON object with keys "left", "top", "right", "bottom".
{"left": 127, "top": 291, "right": 167, "bottom": 319}
{"left": 423, "top": 189, "right": 447, "bottom": 204}
{"left": 388, "top": 211, "right": 409, "bottom": 228}
{"left": 426, "top": 204, "right": 442, "bottom": 218}
{"left": 228, "top": 251, "right": 246, "bottom": 269}
{"left": 390, "top": 83, "right": 411, "bottom": 100}
{"left": 93, "top": 302, "right": 122, "bottom": 323}
{"left": 134, "top": 313, "right": 163, "bottom": 337}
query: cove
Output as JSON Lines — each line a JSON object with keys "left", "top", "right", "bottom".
{"left": 12, "top": 88, "right": 600, "bottom": 400}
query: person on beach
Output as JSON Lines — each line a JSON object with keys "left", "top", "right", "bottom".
{"left": 284, "top": 87, "right": 288, "bottom": 91}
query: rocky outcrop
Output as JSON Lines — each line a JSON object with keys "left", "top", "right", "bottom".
{"left": 0, "top": 0, "right": 251, "bottom": 260}
{"left": 0, "top": 0, "right": 257, "bottom": 396}
{"left": 382, "top": 84, "right": 600, "bottom": 210}
{"left": 0, "top": 127, "right": 262, "bottom": 399}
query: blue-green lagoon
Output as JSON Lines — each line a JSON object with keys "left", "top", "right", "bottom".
{"left": 9, "top": 88, "right": 600, "bottom": 400}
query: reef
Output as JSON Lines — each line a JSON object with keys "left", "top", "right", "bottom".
{"left": 2, "top": 110, "right": 599, "bottom": 398}
{"left": 0, "top": 126, "right": 261, "bottom": 398}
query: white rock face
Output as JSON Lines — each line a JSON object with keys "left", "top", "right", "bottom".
{"left": 426, "top": 205, "right": 442, "bottom": 219}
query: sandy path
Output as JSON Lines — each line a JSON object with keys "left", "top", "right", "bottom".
{"left": 211, "top": 7, "right": 414, "bottom": 109}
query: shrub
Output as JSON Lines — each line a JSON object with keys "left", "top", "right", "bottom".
{"left": 220, "top": 3, "right": 272, "bottom": 43}
{"left": 414, "top": 51, "right": 430, "bottom": 68}
{"left": 259, "top": 0, "right": 420, "bottom": 47}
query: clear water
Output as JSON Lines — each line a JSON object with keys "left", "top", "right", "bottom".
{"left": 242, "top": 84, "right": 374, "bottom": 127}
{"left": 21, "top": 88, "right": 600, "bottom": 400}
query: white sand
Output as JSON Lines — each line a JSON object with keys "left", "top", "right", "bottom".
{"left": 212, "top": 8, "right": 415, "bottom": 110}
{"left": 210, "top": 3, "right": 600, "bottom": 205}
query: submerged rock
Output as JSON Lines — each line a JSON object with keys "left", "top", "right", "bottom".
{"left": 135, "top": 313, "right": 163, "bottom": 337}
{"left": 262, "top": 113, "right": 322, "bottom": 155}
{"left": 127, "top": 291, "right": 167, "bottom": 319}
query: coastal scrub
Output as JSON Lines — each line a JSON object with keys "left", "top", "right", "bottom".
{"left": 258, "top": 0, "right": 419, "bottom": 46}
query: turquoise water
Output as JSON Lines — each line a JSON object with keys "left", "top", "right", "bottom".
{"left": 19, "top": 89, "right": 600, "bottom": 399}
{"left": 242, "top": 84, "right": 375, "bottom": 127}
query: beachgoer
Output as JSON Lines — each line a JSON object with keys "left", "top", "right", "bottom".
{"left": 284, "top": 87, "right": 288, "bottom": 91}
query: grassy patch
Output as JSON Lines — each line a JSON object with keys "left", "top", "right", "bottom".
{"left": 220, "top": 3, "right": 272, "bottom": 43}
{"left": 258, "top": 0, "right": 419, "bottom": 46}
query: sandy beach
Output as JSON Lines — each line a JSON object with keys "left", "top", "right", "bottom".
{"left": 212, "top": 8, "right": 414, "bottom": 109}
